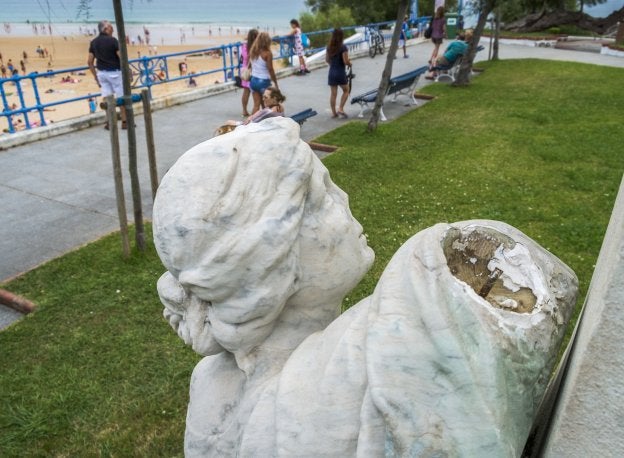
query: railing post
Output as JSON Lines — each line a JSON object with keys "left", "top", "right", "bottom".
{"left": 140, "top": 55, "right": 153, "bottom": 99}
{"left": 221, "top": 45, "right": 228, "bottom": 82}
{"left": 0, "top": 80, "right": 15, "bottom": 133}
{"left": 29, "top": 73, "right": 47, "bottom": 127}
{"left": 14, "top": 76, "right": 32, "bottom": 129}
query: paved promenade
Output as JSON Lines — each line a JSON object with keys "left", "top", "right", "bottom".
{"left": 1, "top": 39, "right": 623, "bottom": 328}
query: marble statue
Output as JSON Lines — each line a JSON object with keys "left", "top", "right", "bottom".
{"left": 153, "top": 117, "right": 578, "bottom": 457}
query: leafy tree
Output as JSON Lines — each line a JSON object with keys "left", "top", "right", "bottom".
{"left": 304, "top": 0, "right": 461, "bottom": 25}
{"left": 76, "top": 0, "right": 93, "bottom": 21}
{"left": 578, "top": 0, "right": 608, "bottom": 13}
{"left": 299, "top": 4, "right": 355, "bottom": 48}
{"left": 305, "top": 0, "right": 398, "bottom": 23}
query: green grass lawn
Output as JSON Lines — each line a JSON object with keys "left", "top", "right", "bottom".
{"left": 1, "top": 59, "right": 622, "bottom": 456}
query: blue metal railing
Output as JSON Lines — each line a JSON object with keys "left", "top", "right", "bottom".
{"left": 1, "top": 42, "right": 243, "bottom": 134}
{"left": 1, "top": 18, "right": 432, "bottom": 134}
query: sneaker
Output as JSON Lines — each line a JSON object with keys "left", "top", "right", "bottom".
{"left": 304, "top": 68, "right": 310, "bottom": 73}
{"left": 404, "top": 55, "right": 409, "bottom": 58}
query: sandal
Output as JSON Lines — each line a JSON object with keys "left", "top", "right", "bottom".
{"left": 337, "top": 111, "right": 348, "bottom": 119}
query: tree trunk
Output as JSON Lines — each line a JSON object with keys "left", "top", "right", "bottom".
{"left": 454, "top": 1, "right": 495, "bottom": 86}
{"left": 113, "top": 0, "right": 145, "bottom": 251}
{"left": 367, "top": 0, "right": 409, "bottom": 132}
{"left": 493, "top": 7, "right": 500, "bottom": 60}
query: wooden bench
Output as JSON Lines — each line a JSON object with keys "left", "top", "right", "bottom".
{"left": 350, "top": 65, "right": 429, "bottom": 121}
{"left": 290, "top": 108, "right": 318, "bottom": 125}
{"left": 433, "top": 45, "right": 485, "bottom": 83}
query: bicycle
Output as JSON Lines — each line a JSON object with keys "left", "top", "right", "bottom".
{"left": 367, "top": 26, "right": 385, "bottom": 58}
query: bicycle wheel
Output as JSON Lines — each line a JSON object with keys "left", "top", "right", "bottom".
{"left": 378, "top": 34, "right": 385, "bottom": 54}
{"left": 368, "top": 35, "right": 377, "bottom": 58}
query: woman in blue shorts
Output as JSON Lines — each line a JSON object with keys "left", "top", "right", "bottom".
{"left": 249, "top": 32, "right": 279, "bottom": 114}
{"left": 326, "top": 28, "right": 351, "bottom": 119}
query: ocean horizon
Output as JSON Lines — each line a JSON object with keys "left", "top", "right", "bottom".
{"left": 1, "top": 0, "right": 309, "bottom": 29}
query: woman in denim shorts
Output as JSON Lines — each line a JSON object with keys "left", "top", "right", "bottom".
{"left": 249, "top": 32, "right": 279, "bottom": 114}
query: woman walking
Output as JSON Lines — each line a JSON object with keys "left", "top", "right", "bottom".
{"left": 240, "top": 29, "right": 258, "bottom": 117}
{"left": 249, "top": 32, "right": 279, "bottom": 115}
{"left": 325, "top": 28, "right": 351, "bottom": 119}
{"left": 428, "top": 6, "right": 446, "bottom": 65}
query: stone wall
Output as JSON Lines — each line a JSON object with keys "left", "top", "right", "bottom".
{"left": 543, "top": 174, "right": 624, "bottom": 455}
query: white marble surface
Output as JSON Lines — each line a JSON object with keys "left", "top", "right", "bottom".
{"left": 153, "top": 117, "right": 578, "bottom": 457}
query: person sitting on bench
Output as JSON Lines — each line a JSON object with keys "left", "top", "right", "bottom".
{"left": 425, "top": 29, "right": 473, "bottom": 80}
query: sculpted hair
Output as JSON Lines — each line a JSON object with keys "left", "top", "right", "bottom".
{"left": 153, "top": 119, "right": 313, "bottom": 353}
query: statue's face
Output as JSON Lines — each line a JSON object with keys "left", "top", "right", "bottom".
{"left": 158, "top": 272, "right": 224, "bottom": 356}
{"left": 295, "top": 159, "right": 374, "bottom": 303}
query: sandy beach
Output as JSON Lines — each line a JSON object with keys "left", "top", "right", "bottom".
{"left": 0, "top": 27, "right": 274, "bottom": 132}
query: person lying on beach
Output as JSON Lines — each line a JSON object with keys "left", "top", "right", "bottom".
{"left": 215, "top": 86, "right": 285, "bottom": 136}
{"left": 60, "top": 76, "right": 81, "bottom": 83}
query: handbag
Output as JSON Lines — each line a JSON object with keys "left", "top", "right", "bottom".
{"left": 424, "top": 20, "right": 433, "bottom": 39}
{"left": 241, "top": 66, "right": 252, "bottom": 82}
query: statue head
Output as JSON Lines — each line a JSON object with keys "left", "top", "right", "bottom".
{"left": 154, "top": 118, "right": 374, "bottom": 357}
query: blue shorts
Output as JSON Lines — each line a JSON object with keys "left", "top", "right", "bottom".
{"left": 250, "top": 76, "right": 271, "bottom": 94}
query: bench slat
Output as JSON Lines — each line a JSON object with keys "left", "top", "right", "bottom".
{"left": 291, "top": 109, "right": 318, "bottom": 125}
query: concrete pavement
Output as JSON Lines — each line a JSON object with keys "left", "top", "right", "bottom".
{"left": 1, "top": 39, "right": 623, "bottom": 328}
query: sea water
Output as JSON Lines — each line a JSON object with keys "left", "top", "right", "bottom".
{"left": 1, "top": 0, "right": 309, "bottom": 38}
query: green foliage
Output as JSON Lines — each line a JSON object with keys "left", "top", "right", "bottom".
{"left": 1, "top": 59, "right": 622, "bottom": 455}
{"left": 305, "top": 0, "right": 402, "bottom": 24}
{"left": 300, "top": 5, "right": 356, "bottom": 48}
{"left": 0, "top": 227, "right": 200, "bottom": 456}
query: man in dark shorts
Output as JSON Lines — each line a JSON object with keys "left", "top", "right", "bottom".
{"left": 88, "top": 20, "right": 127, "bottom": 129}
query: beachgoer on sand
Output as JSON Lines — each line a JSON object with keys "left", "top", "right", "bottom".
{"left": 179, "top": 60, "right": 188, "bottom": 76}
